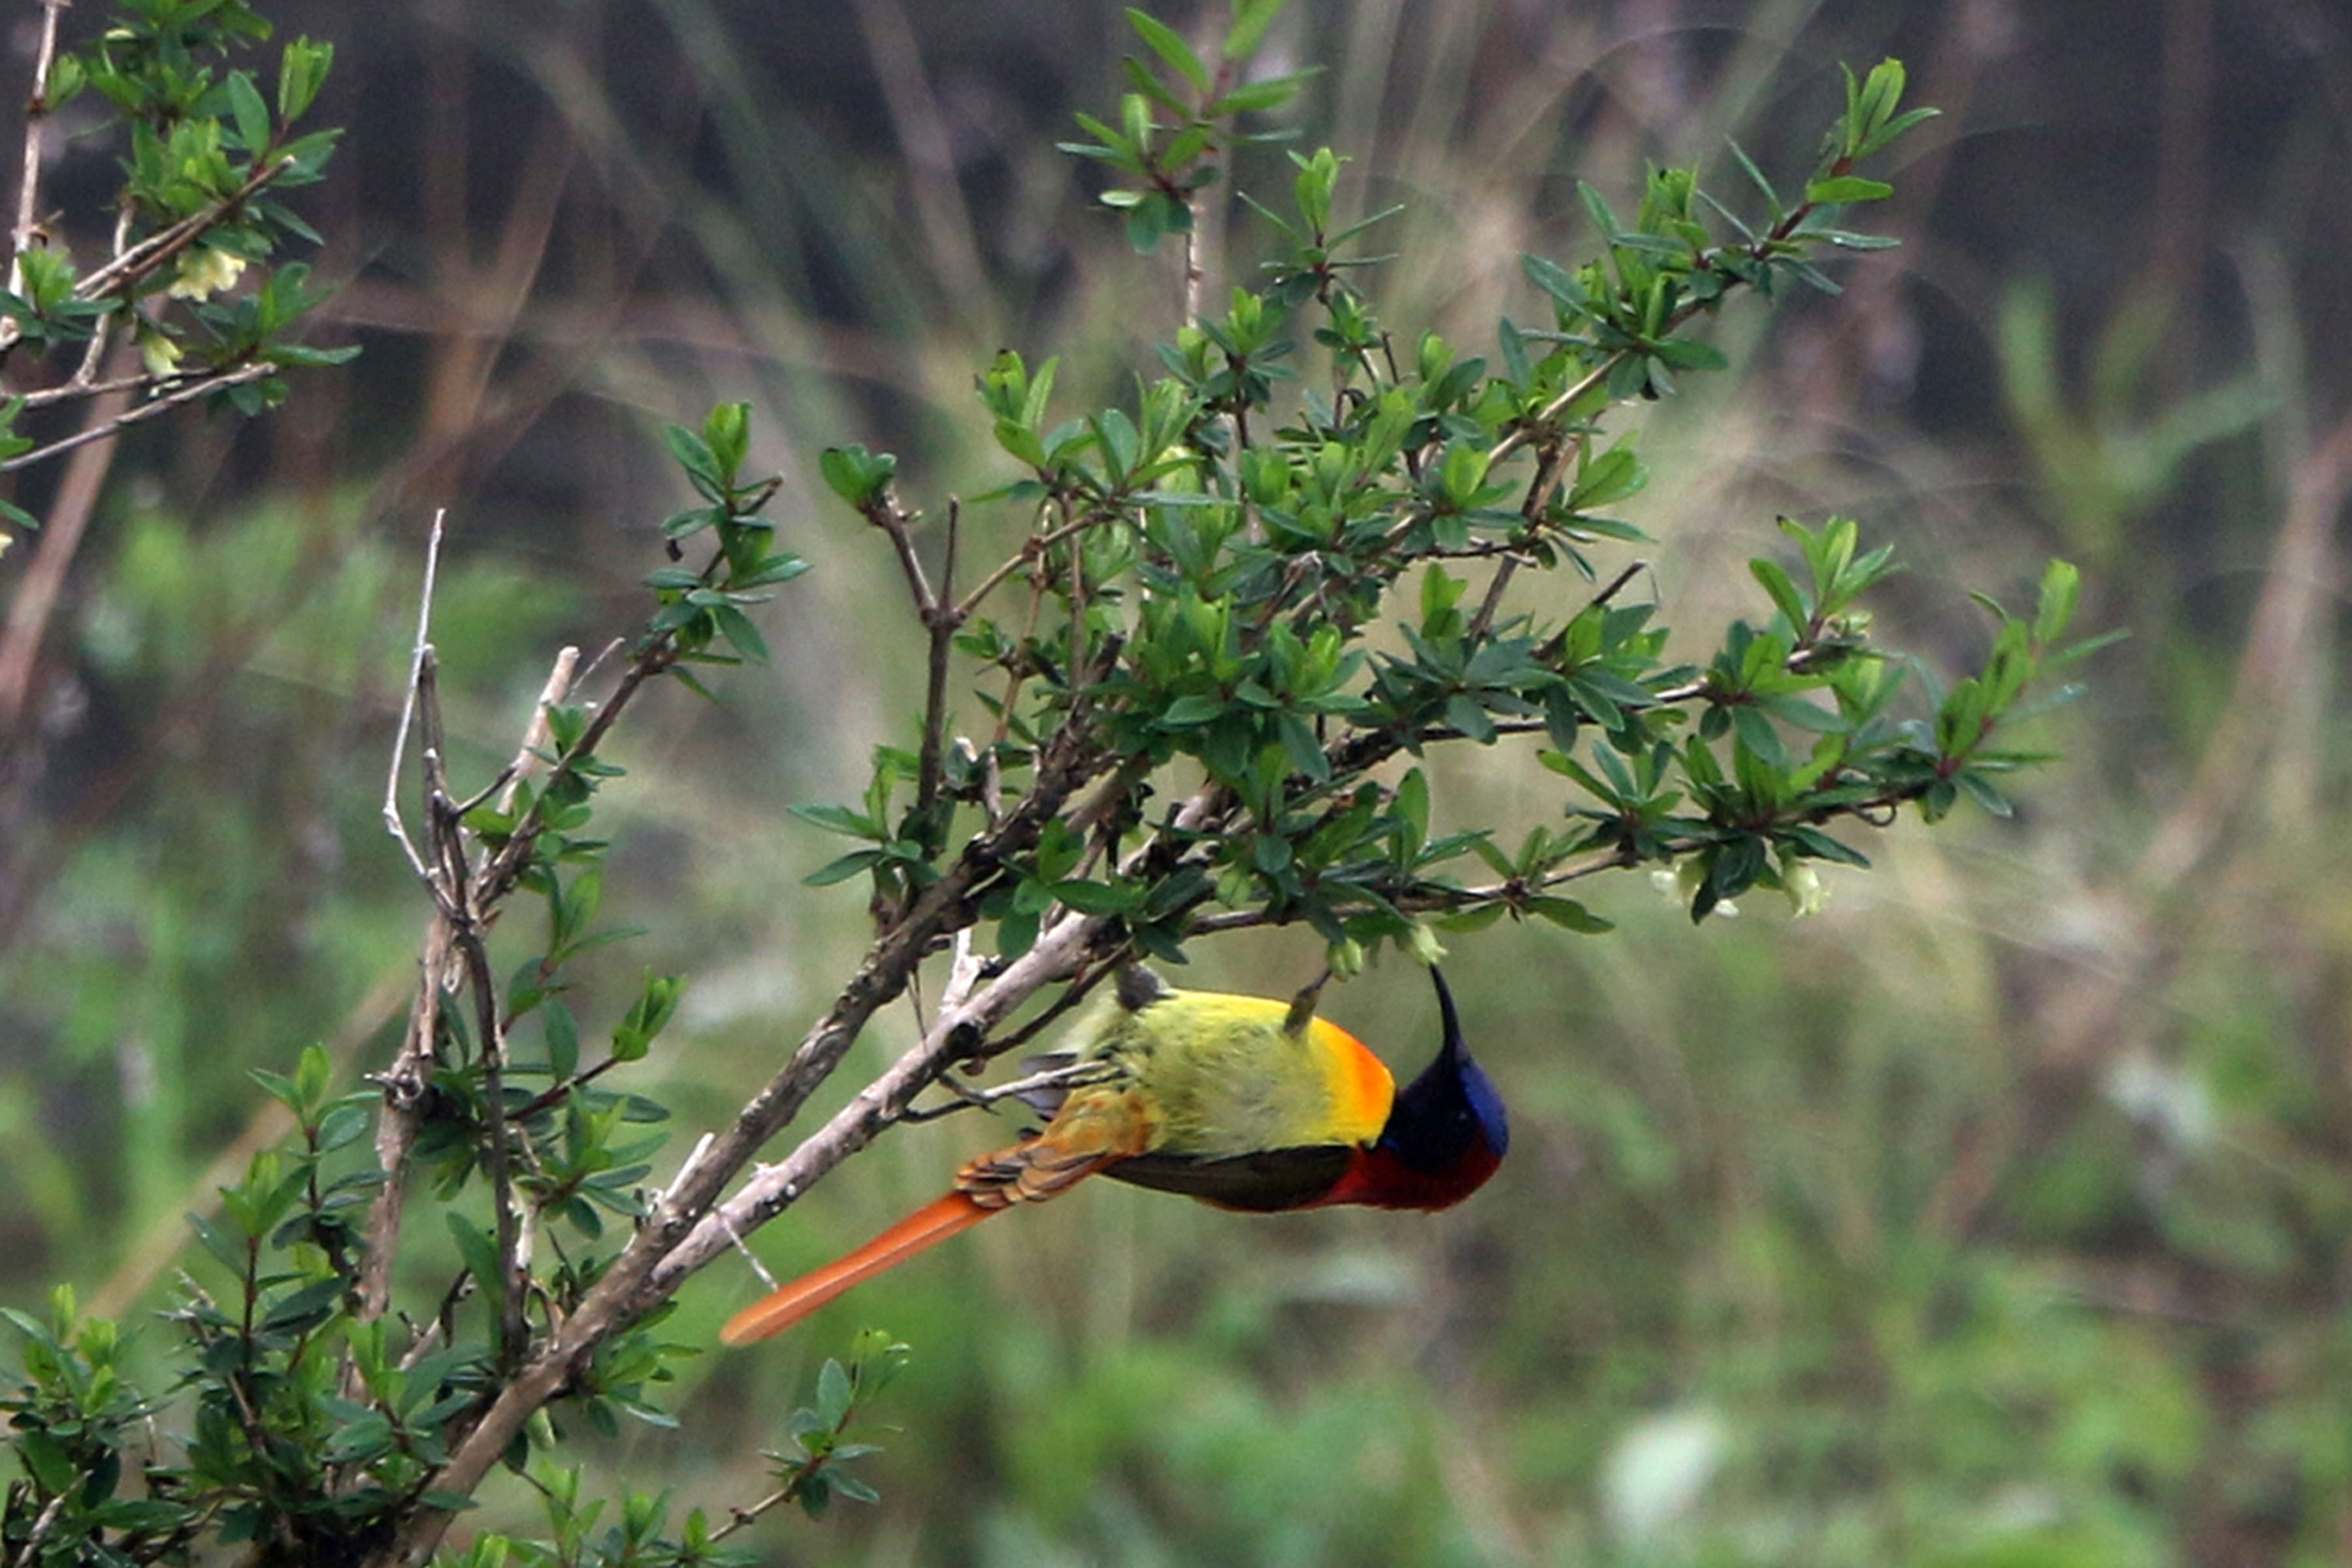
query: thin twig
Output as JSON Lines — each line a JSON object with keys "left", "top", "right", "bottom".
{"left": 10, "top": 1483, "right": 69, "bottom": 1568}
{"left": 866, "top": 489, "right": 938, "bottom": 613}
{"left": 383, "top": 512, "right": 447, "bottom": 881}
{"left": 1466, "top": 553, "right": 1531, "bottom": 641}
{"left": 1485, "top": 355, "right": 1615, "bottom": 470}
{"left": 7, "top": 0, "right": 71, "bottom": 304}
{"left": 15, "top": 367, "right": 214, "bottom": 409}
{"left": 951, "top": 502, "right": 1116, "bottom": 624}
{"left": 914, "top": 500, "right": 959, "bottom": 819}
{"left": 495, "top": 645, "right": 580, "bottom": 814}
{"left": 1467, "top": 436, "right": 1580, "bottom": 638}
{"left": 451, "top": 907, "right": 529, "bottom": 1367}
{"left": 898, "top": 1056, "right": 1119, "bottom": 1123}
{"left": 706, "top": 1495, "right": 790, "bottom": 1551}
{"left": 0, "top": 360, "right": 280, "bottom": 474}
{"left": 71, "top": 199, "right": 130, "bottom": 387}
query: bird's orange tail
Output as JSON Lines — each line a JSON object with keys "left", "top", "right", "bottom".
{"left": 719, "top": 1190, "right": 995, "bottom": 1346}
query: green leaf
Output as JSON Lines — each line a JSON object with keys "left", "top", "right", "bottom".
{"left": 1577, "top": 180, "right": 1624, "bottom": 242}
{"left": 1051, "top": 879, "right": 1139, "bottom": 915}
{"left": 1160, "top": 693, "right": 1226, "bottom": 726}
{"left": 1729, "top": 705, "right": 1788, "bottom": 773}
{"left": 544, "top": 999, "right": 579, "bottom": 1081}
{"left": 2034, "top": 559, "right": 2081, "bottom": 647}
{"left": 1956, "top": 769, "right": 2013, "bottom": 818}
{"left": 815, "top": 1358, "right": 853, "bottom": 1427}
{"left": 1750, "top": 557, "right": 1808, "bottom": 629}
{"left": 1521, "top": 253, "right": 1587, "bottom": 309}
{"left": 711, "top": 602, "right": 770, "bottom": 664}
{"left": 1126, "top": 8, "right": 1209, "bottom": 93}
{"left": 226, "top": 70, "right": 271, "bottom": 154}
{"left": 1223, "top": 0, "right": 1290, "bottom": 61}
{"left": 805, "top": 849, "right": 885, "bottom": 887}
{"left": 277, "top": 37, "right": 333, "bottom": 123}
{"left": 446, "top": 1211, "right": 504, "bottom": 1305}
{"left": 819, "top": 444, "right": 895, "bottom": 507}
{"left": 1805, "top": 176, "right": 1893, "bottom": 205}
{"left": 664, "top": 423, "right": 722, "bottom": 495}
{"left": 17, "top": 1427, "right": 74, "bottom": 1493}
{"left": 1445, "top": 693, "right": 1496, "bottom": 744}
{"left": 1650, "top": 337, "right": 1728, "bottom": 372}
{"left": 259, "top": 1275, "right": 346, "bottom": 1335}
{"left": 1213, "top": 72, "right": 1313, "bottom": 116}
{"left": 704, "top": 400, "right": 751, "bottom": 479}
{"left": 791, "top": 802, "right": 883, "bottom": 840}
{"left": 188, "top": 1211, "right": 248, "bottom": 1275}
{"left": 1527, "top": 896, "right": 1612, "bottom": 934}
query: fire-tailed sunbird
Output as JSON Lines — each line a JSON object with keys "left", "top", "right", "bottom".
{"left": 719, "top": 964, "right": 1507, "bottom": 1345}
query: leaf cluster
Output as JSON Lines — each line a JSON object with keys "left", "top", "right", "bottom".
{"left": 0, "top": 0, "right": 350, "bottom": 536}
{"left": 0, "top": 393, "right": 838, "bottom": 1560}
{"left": 1058, "top": 3, "right": 1313, "bottom": 253}
{"left": 797, "top": 43, "right": 2063, "bottom": 973}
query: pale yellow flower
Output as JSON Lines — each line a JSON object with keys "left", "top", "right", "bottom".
{"left": 1782, "top": 861, "right": 1828, "bottom": 919}
{"left": 140, "top": 329, "right": 183, "bottom": 377}
{"left": 167, "top": 248, "right": 246, "bottom": 301}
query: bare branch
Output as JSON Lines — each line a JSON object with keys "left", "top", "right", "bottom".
{"left": 651, "top": 904, "right": 1113, "bottom": 1298}
{"left": 914, "top": 500, "right": 959, "bottom": 819}
{"left": 898, "top": 1053, "right": 1119, "bottom": 1123}
{"left": 383, "top": 512, "right": 447, "bottom": 883}
{"left": 0, "top": 361, "right": 280, "bottom": 474}
{"left": 495, "top": 644, "right": 580, "bottom": 815}
{"left": 16, "top": 367, "right": 199, "bottom": 409}
{"left": 7, "top": 0, "right": 71, "bottom": 304}
{"left": 448, "top": 889, "right": 528, "bottom": 1366}
{"left": 951, "top": 504, "right": 1107, "bottom": 623}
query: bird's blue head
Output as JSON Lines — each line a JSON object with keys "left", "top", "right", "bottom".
{"left": 1313, "top": 965, "right": 1512, "bottom": 1215}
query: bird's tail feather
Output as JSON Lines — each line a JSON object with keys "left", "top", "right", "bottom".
{"left": 718, "top": 1190, "right": 994, "bottom": 1345}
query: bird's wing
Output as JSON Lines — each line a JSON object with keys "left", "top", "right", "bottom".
{"left": 1102, "top": 1145, "right": 1356, "bottom": 1211}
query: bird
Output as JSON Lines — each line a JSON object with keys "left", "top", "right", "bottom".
{"left": 719, "top": 964, "right": 1507, "bottom": 1345}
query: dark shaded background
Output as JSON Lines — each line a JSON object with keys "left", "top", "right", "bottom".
{"left": 3, "top": 1, "right": 2349, "bottom": 1561}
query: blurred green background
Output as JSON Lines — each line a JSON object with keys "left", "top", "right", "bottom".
{"left": 4, "top": 0, "right": 2349, "bottom": 1562}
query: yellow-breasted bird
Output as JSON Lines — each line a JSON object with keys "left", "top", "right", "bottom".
{"left": 719, "top": 965, "right": 1506, "bottom": 1345}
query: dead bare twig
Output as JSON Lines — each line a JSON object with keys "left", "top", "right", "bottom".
{"left": 6, "top": 0, "right": 71, "bottom": 304}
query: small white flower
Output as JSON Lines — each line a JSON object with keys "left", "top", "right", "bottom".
{"left": 1654, "top": 860, "right": 1736, "bottom": 917}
